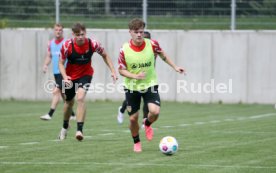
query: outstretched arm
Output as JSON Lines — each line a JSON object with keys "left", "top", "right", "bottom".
{"left": 158, "top": 50, "right": 185, "bottom": 74}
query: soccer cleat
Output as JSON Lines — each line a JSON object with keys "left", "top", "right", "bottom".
{"left": 40, "top": 114, "right": 52, "bottom": 120}
{"left": 143, "top": 118, "right": 154, "bottom": 141}
{"left": 75, "top": 131, "right": 83, "bottom": 141}
{"left": 117, "top": 106, "right": 124, "bottom": 124}
{"left": 58, "top": 128, "right": 67, "bottom": 141}
{"left": 133, "top": 142, "right": 142, "bottom": 153}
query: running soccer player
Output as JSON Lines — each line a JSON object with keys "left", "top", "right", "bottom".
{"left": 117, "top": 31, "right": 152, "bottom": 125}
{"left": 58, "top": 22, "right": 117, "bottom": 141}
{"left": 118, "top": 18, "right": 185, "bottom": 152}
{"left": 40, "top": 23, "right": 76, "bottom": 121}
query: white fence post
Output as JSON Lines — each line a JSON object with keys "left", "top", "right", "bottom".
{"left": 143, "top": 0, "right": 148, "bottom": 28}
{"left": 55, "top": 0, "right": 60, "bottom": 24}
{"left": 231, "top": 0, "right": 236, "bottom": 30}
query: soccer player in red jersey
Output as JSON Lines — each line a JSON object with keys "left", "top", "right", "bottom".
{"left": 58, "top": 23, "right": 117, "bottom": 141}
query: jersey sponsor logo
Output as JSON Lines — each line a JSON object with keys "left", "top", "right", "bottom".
{"left": 75, "top": 55, "right": 87, "bottom": 61}
{"left": 130, "top": 61, "right": 152, "bottom": 70}
{"left": 131, "top": 63, "right": 138, "bottom": 69}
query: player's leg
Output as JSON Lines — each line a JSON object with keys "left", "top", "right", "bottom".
{"left": 117, "top": 100, "right": 127, "bottom": 124}
{"left": 55, "top": 73, "right": 76, "bottom": 120}
{"left": 74, "top": 75, "right": 92, "bottom": 141}
{"left": 58, "top": 86, "right": 75, "bottom": 140}
{"left": 142, "top": 85, "right": 160, "bottom": 141}
{"left": 125, "top": 89, "right": 142, "bottom": 152}
{"left": 61, "top": 92, "right": 76, "bottom": 120}
{"left": 140, "top": 101, "right": 149, "bottom": 129}
{"left": 147, "top": 103, "right": 160, "bottom": 122}
{"left": 40, "top": 74, "right": 63, "bottom": 120}
{"left": 40, "top": 87, "right": 61, "bottom": 120}
{"left": 121, "top": 100, "right": 127, "bottom": 112}
{"left": 75, "top": 87, "right": 86, "bottom": 141}
{"left": 142, "top": 101, "right": 149, "bottom": 119}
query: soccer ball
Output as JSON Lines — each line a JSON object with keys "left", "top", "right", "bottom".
{"left": 159, "top": 136, "right": 178, "bottom": 155}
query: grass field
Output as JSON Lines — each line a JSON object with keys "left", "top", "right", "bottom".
{"left": 1, "top": 16, "right": 276, "bottom": 30}
{"left": 0, "top": 101, "right": 276, "bottom": 173}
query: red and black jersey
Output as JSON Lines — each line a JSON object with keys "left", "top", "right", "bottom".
{"left": 60, "top": 37, "right": 104, "bottom": 80}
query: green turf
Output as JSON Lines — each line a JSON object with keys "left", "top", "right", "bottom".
{"left": 0, "top": 101, "right": 276, "bottom": 173}
{"left": 1, "top": 16, "right": 276, "bottom": 29}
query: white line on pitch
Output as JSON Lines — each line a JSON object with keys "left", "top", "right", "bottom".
{"left": 48, "top": 139, "right": 60, "bottom": 142}
{"left": 0, "top": 161, "right": 276, "bottom": 169}
{"left": 194, "top": 122, "right": 205, "bottom": 125}
{"left": 97, "top": 133, "right": 114, "bottom": 136}
{"left": 224, "top": 118, "right": 234, "bottom": 121}
{"left": 161, "top": 126, "right": 175, "bottom": 128}
{"left": 179, "top": 124, "right": 191, "bottom": 126}
{"left": 250, "top": 113, "right": 276, "bottom": 119}
{"left": 19, "top": 142, "right": 39, "bottom": 145}
{"left": 237, "top": 117, "right": 246, "bottom": 120}
{"left": 209, "top": 120, "right": 221, "bottom": 123}
{"left": 0, "top": 146, "right": 9, "bottom": 149}
{"left": 178, "top": 112, "right": 276, "bottom": 128}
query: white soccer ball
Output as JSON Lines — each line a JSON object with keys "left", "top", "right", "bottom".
{"left": 159, "top": 136, "right": 178, "bottom": 155}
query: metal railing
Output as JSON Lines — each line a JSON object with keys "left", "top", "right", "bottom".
{"left": 0, "top": 0, "right": 276, "bottom": 29}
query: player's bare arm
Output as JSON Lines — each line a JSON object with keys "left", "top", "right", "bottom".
{"left": 43, "top": 50, "right": 52, "bottom": 73}
{"left": 58, "top": 57, "right": 71, "bottom": 86}
{"left": 159, "top": 50, "right": 185, "bottom": 74}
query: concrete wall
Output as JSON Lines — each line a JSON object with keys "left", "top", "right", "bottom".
{"left": 0, "top": 29, "right": 275, "bottom": 104}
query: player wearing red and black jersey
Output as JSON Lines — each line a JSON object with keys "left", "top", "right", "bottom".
{"left": 118, "top": 18, "right": 185, "bottom": 153}
{"left": 60, "top": 37, "right": 104, "bottom": 80}
{"left": 58, "top": 22, "right": 117, "bottom": 141}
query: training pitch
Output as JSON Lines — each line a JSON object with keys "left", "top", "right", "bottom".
{"left": 0, "top": 101, "right": 275, "bottom": 173}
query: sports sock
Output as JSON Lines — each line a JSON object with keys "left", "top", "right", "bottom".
{"left": 77, "top": 122, "right": 84, "bottom": 132}
{"left": 63, "top": 120, "right": 69, "bottom": 129}
{"left": 48, "top": 108, "right": 55, "bottom": 117}
{"left": 133, "top": 135, "right": 140, "bottom": 144}
{"left": 145, "top": 118, "right": 152, "bottom": 126}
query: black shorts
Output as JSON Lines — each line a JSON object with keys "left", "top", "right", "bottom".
{"left": 64, "top": 75, "right": 92, "bottom": 101}
{"left": 125, "top": 85, "right": 161, "bottom": 115}
{"left": 54, "top": 74, "right": 63, "bottom": 89}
